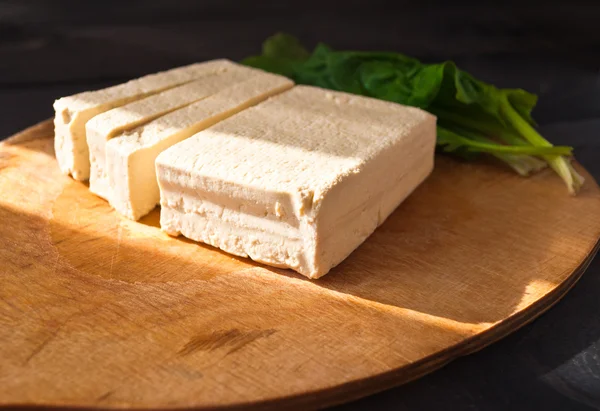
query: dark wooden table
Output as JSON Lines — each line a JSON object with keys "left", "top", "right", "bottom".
{"left": 2, "top": 1, "right": 600, "bottom": 409}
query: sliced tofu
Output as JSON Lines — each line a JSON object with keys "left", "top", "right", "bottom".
{"left": 156, "top": 85, "right": 437, "bottom": 279}
{"left": 105, "top": 73, "right": 293, "bottom": 220}
{"left": 86, "top": 64, "right": 261, "bottom": 201}
{"left": 53, "top": 59, "right": 240, "bottom": 181}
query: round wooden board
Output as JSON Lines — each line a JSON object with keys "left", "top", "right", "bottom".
{"left": 1, "top": 120, "right": 600, "bottom": 410}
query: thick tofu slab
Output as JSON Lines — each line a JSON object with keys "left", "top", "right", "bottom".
{"left": 53, "top": 59, "right": 237, "bottom": 181}
{"left": 86, "top": 64, "right": 260, "bottom": 201}
{"left": 105, "top": 73, "right": 293, "bottom": 221}
{"left": 156, "top": 86, "right": 437, "bottom": 279}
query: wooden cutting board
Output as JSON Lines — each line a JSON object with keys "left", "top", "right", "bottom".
{"left": 1, "top": 120, "right": 600, "bottom": 410}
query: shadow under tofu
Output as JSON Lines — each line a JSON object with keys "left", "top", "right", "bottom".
{"left": 270, "top": 157, "right": 600, "bottom": 325}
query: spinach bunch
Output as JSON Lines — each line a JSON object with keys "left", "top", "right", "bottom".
{"left": 243, "top": 33, "right": 583, "bottom": 194}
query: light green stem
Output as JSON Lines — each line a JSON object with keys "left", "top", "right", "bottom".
{"left": 500, "top": 97, "right": 584, "bottom": 194}
{"left": 457, "top": 128, "right": 547, "bottom": 176}
{"left": 437, "top": 127, "right": 571, "bottom": 156}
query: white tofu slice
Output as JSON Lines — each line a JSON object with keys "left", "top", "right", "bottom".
{"left": 86, "top": 64, "right": 260, "bottom": 201}
{"left": 105, "top": 73, "right": 293, "bottom": 221}
{"left": 156, "top": 86, "right": 437, "bottom": 279}
{"left": 53, "top": 59, "right": 239, "bottom": 181}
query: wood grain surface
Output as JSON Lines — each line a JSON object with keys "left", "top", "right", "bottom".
{"left": 1, "top": 120, "right": 600, "bottom": 410}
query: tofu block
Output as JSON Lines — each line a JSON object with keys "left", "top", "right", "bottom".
{"left": 105, "top": 73, "right": 293, "bottom": 221}
{"left": 53, "top": 59, "right": 238, "bottom": 181}
{"left": 156, "top": 86, "right": 437, "bottom": 279}
{"left": 86, "top": 63, "right": 260, "bottom": 201}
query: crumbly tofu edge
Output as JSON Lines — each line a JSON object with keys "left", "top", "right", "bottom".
{"left": 154, "top": 87, "right": 437, "bottom": 278}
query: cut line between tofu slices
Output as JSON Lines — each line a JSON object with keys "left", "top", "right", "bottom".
{"left": 86, "top": 64, "right": 269, "bottom": 202}
{"left": 53, "top": 59, "right": 241, "bottom": 181}
{"left": 104, "top": 73, "right": 293, "bottom": 220}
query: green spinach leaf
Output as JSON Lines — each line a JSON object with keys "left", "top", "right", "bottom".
{"left": 243, "top": 33, "right": 583, "bottom": 194}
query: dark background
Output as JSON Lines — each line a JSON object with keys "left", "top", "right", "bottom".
{"left": 2, "top": 1, "right": 600, "bottom": 409}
